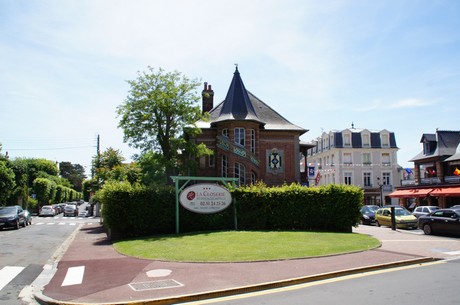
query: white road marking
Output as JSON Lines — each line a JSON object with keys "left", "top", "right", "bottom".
{"left": 445, "top": 250, "right": 460, "bottom": 255}
{"left": 0, "top": 266, "right": 25, "bottom": 290}
{"left": 61, "top": 266, "right": 85, "bottom": 286}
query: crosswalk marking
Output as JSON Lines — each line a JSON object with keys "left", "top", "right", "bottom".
{"left": 62, "top": 266, "right": 85, "bottom": 286}
{"left": 34, "top": 222, "right": 92, "bottom": 226}
{"left": 0, "top": 266, "right": 24, "bottom": 290}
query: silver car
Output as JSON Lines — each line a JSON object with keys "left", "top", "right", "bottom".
{"left": 412, "top": 206, "right": 439, "bottom": 218}
{"left": 64, "top": 204, "right": 78, "bottom": 217}
{"left": 39, "top": 205, "right": 56, "bottom": 217}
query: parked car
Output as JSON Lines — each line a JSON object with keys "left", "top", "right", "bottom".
{"left": 451, "top": 205, "right": 460, "bottom": 209}
{"left": 360, "top": 205, "right": 379, "bottom": 225}
{"left": 0, "top": 205, "right": 27, "bottom": 229}
{"left": 375, "top": 206, "right": 418, "bottom": 229}
{"left": 418, "top": 208, "right": 460, "bottom": 236}
{"left": 39, "top": 205, "right": 56, "bottom": 217}
{"left": 64, "top": 204, "right": 78, "bottom": 217}
{"left": 412, "top": 206, "right": 439, "bottom": 218}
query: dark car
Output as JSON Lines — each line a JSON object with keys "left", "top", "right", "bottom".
{"left": 418, "top": 208, "right": 460, "bottom": 236}
{"left": 0, "top": 205, "right": 27, "bottom": 230}
{"left": 360, "top": 205, "right": 379, "bottom": 225}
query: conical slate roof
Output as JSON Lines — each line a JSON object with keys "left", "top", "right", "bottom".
{"left": 196, "top": 68, "right": 307, "bottom": 134}
{"left": 213, "top": 67, "right": 264, "bottom": 125}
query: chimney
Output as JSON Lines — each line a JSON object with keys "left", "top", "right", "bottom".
{"left": 202, "top": 82, "right": 214, "bottom": 113}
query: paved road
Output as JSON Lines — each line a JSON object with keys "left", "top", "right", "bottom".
{"left": 0, "top": 213, "right": 99, "bottom": 305}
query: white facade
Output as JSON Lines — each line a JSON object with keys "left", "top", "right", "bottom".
{"left": 306, "top": 128, "right": 402, "bottom": 205}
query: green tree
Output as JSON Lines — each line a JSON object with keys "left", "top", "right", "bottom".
{"left": 92, "top": 147, "right": 125, "bottom": 184}
{"left": 59, "top": 161, "right": 86, "bottom": 192}
{"left": 117, "top": 67, "right": 210, "bottom": 184}
{"left": 0, "top": 160, "right": 15, "bottom": 204}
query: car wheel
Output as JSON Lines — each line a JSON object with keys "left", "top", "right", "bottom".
{"left": 376, "top": 220, "right": 380, "bottom": 227}
{"left": 423, "top": 224, "right": 432, "bottom": 235}
{"left": 15, "top": 220, "right": 20, "bottom": 230}
{"left": 423, "top": 225, "right": 433, "bottom": 235}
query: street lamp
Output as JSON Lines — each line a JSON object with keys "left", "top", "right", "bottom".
{"left": 376, "top": 177, "right": 384, "bottom": 207}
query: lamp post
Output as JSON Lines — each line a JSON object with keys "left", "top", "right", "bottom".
{"left": 376, "top": 177, "right": 384, "bottom": 207}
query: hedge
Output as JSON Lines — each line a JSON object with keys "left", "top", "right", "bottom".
{"left": 99, "top": 182, "right": 363, "bottom": 239}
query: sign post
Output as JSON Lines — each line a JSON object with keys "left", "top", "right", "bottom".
{"left": 170, "top": 176, "right": 239, "bottom": 234}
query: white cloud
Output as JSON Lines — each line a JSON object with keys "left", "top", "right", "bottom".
{"left": 389, "top": 98, "right": 433, "bottom": 109}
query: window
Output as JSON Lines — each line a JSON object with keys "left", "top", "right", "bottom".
{"left": 362, "top": 134, "right": 370, "bottom": 147}
{"left": 209, "top": 154, "right": 215, "bottom": 167}
{"left": 234, "top": 128, "right": 245, "bottom": 146}
{"left": 363, "top": 172, "right": 372, "bottom": 187}
{"left": 344, "top": 133, "right": 351, "bottom": 146}
{"left": 250, "top": 129, "right": 256, "bottom": 153}
{"left": 381, "top": 134, "right": 389, "bottom": 147}
{"left": 331, "top": 154, "right": 335, "bottom": 166}
{"left": 235, "top": 162, "right": 246, "bottom": 186}
{"left": 362, "top": 153, "right": 371, "bottom": 165}
{"left": 343, "top": 153, "right": 352, "bottom": 164}
{"left": 221, "top": 155, "right": 228, "bottom": 177}
{"left": 382, "top": 153, "right": 391, "bottom": 166}
{"left": 222, "top": 128, "right": 229, "bottom": 138}
{"left": 344, "top": 172, "right": 352, "bottom": 185}
{"left": 382, "top": 172, "right": 390, "bottom": 185}
{"left": 251, "top": 172, "right": 257, "bottom": 185}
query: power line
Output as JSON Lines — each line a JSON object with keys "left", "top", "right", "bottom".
{"left": 5, "top": 145, "right": 96, "bottom": 151}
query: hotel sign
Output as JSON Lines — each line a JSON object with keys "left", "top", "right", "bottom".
{"left": 179, "top": 184, "right": 232, "bottom": 214}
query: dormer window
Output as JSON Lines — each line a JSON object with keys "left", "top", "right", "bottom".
{"left": 362, "top": 133, "right": 370, "bottom": 147}
{"left": 344, "top": 133, "right": 351, "bottom": 146}
{"left": 381, "top": 133, "right": 389, "bottom": 147}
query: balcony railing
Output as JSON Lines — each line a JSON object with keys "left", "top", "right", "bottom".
{"left": 403, "top": 176, "right": 460, "bottom": 186}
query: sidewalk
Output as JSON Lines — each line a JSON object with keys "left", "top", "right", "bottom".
{"left": 35, "top": 223, "right": 459, "bottom": 305}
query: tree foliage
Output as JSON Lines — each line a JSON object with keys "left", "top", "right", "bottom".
{"left": 0, "top": 160, "right": 15, "bottom": 203}
{"left": 59, "top": 161, "right": 86, "bottom": 192}
{"left": 116, "top": 67, "right": 211, "bottom": 183}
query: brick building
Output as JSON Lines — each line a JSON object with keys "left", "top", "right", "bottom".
{"left": 194, "top": 67, "right": 308, "bottom": 186}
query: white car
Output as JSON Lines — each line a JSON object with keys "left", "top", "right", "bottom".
{"left": 39, "top": 205, "right": 56, "bottom": 217}
{"left": 412, "top": 206, "right": 439, "bottom": 218}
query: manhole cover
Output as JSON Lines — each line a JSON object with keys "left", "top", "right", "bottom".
{"left": 129, "top": 279, "right": 183, "bottom": 291}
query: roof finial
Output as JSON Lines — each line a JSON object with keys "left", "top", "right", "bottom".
{"left": 351, "top": 122, "right": 354, "bottom": 129}
{"left": 234, "top": 63, "right": 238, "bottom": 71}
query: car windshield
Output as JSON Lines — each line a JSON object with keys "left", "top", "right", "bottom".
{"left": 0, "top": 207, "right": 15, "bottom": 215}
{"left": 395, "top": 208, "right": 411, "bottom": 216}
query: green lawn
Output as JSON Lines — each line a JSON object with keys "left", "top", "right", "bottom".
{"left": 113, "top": 231, "right": 380, "bottom": 262}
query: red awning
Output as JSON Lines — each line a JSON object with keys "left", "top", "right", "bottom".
{"left": 389, "top": 188, "right": 433, "bottom": 198}
{"left": 430, "top": 187, "right": 460, "bottom": 197}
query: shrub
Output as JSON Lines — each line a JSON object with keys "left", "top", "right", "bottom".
{"left": 99, "top": 181, "right": 363, "bottom": 239}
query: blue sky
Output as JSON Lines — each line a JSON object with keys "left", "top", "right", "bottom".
{"left": 1, "top": 0, "right": 459, "bottom": 176}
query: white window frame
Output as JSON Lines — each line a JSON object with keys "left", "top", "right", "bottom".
{"left": 235, "top": 162, "right": 246, "bottom": 186}
{"left": 363, "top": 172, "right": 372, "bottom": 187}
{"left": 250, "top": 129, "right": 256, "bottom": 154}
{"left": 221, "top": 155, "right": 228, "bottom": 177}
{"left": 234, "top": 128, "right": 245, "bottom": 147}
{"left": 344, "top": 172, "right": 352, "bottom": 185}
